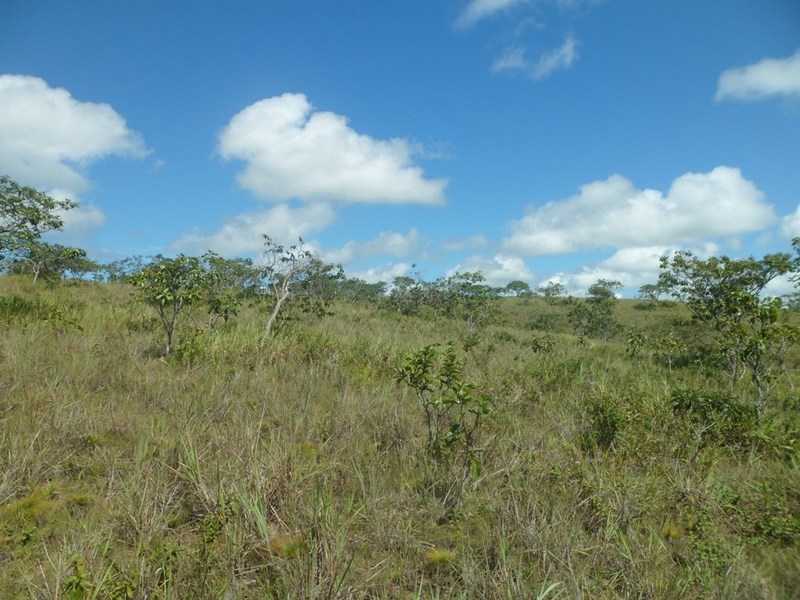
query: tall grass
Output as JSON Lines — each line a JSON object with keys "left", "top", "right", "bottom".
{"left": 0, "top": 276, "right": 797, "bottom": 598}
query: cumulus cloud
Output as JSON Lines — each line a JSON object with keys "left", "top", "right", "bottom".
{"left": 54, "top": 205, "right": 107, "bottom": 241}
{"left": 448, "top": 253, "right": 535, "bottom": 287}
{"left": 782, "top": 204, "right": 800, "bottom": 238}
{"left": 0, "top": 74, "right": 148, "bottom": 194}
{"left": 504, "top": 166, "right": 776, "bottom": 255}
{"left": 217, "top": 93, "right": 447, "bottom": 205}
{"left": 716, "top": 49, "right": 800, "bottom": 102}
{"left": 492, "top": 35, "right": 579, "bottom": 79}
{"left": 323, "top": 229, "right": 423, "bottom": 264}
{"left": 547, "top": 243, "right": 721, "bottom": 295}
{"left": 558, "top": 247, "right": 672, "bottom": 294}
{"left": 349, "top": 262, "right": 414, "bottom": 284}
{"left": 171, "top": 203, "right": 337, "bottom": 257}
{"left": 764, "top": 274, "right": 798, "bottom": 299}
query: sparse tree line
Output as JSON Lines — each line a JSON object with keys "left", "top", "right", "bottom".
{"left": 3, "top": 175, "right": 800, "bottom": 415}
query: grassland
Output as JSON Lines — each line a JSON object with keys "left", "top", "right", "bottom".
{"left": 0, "top": 276, "right": 798, "bottom": 599}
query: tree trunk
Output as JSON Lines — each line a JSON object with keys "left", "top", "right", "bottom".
{"left": 264, "top": 288, "right": 289, "bottom": 336}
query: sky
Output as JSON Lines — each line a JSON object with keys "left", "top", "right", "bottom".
{"left": 1, "top": 0, "right": 799, "bottom": 295}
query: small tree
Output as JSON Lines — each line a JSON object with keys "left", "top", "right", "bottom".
{"left": 201, "top": 252, "right": 261, "bottom": 330}
{"left": 388, "top": 273, "right": 429, "bottom": 316}
{"left": 435, "top": 271, "right": 500, "bottom": 332}
{"left": 396, "top": 343, "right": 494, "bottom": 468}
{"left": 130, "top": 255, "right": 208, "bottom": 355}
{"left": 538, "top": 281, "right": 567, "bottom": 303}
{"left": 588, "top": 278, "right": 622, "bottom": 300}
{"left": 637, "top": 282, "right": 666, "bottom": 303}
{"left": 259, "top": 236, "right": 339, "bottom": 336}
{"left": 658, "top": 248, "right": 799, "bottom": 415}
{"left": 0, "top": 176, "right": 77, "bottom": 261}
{"left": 505, "top": 280, "right": 531, "bottom": 297}
{"left": 338, "top": 277, "right": 387, "bottom": 305}
{"left": 9, "top": 242, "right": 91, "bottom": 283}
{"left": 567, "top": 279, "right": 622, "bottom": 341}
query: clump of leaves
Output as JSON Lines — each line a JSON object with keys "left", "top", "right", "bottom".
{"left": 130, "top": 255, "right": 208, "bottom": 355}
{"left": 530, "top": 334, "right": 556, "bottom": 354}
{"left": 671, "top": 387, "right": 756, "bottom": 449}
{"left": 396, "top": 343, "right": 494, "bottom": 473}
{"left": 580, "top": 396, "right": 623, "bottom": 452}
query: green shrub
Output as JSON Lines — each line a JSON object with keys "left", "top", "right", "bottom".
{"left": 671, "top": 388, "right": 756, "bottom": 448}
{"left": 580, "top": 397, "right": 623, "bottom": 452}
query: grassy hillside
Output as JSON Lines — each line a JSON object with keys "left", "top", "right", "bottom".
{"left": 0, "top": 276, "right": 798, "bottom": 599}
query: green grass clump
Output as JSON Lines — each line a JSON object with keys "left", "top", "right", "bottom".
{"left": 0, "top": 276, "right": 798, "bottom": 598}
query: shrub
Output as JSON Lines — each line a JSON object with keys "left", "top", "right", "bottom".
{"left": 396, "top": 343, "right": 494, "bottom": 470}
{"left": 671, "top": 388, "right": 756, "bottom": 448}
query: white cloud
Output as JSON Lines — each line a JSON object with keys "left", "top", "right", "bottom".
{"left": 0, "top": 74, "right": 148, "bottom": 194}
{"left": 456, "top": 0, "right": 592, "bottom": 27}
{"left": 457, "top": 0, "right": 529, "bottom": 28}
{"left": 716, "top": 49, "right": 800, "bottom": 102}
{"left": 53, "top": 204, "right": 107, "bottom": 241}
{"left": 493, "top": 35, "right": 579, "bottom": 79}
{"left": 217, "top": 93, "right": 447, "bottom": 205}
{"left": 782, "top": 204, "right": 800, "bottom": 238}
{"left": 561, "top": 247, "right": 669, "bottom": 294}
{"left": 549, "top": 243, "right": 721, "bottom": 295}
{"left": 448, "top": 253, "right": 535, "bottom": 287}
{"left": 171, "top": 203, "right": 337, "bottom": 256}
{"left": 764, "top": 274, "right": 798, "bottom": 299}
{"left": 492, "top": 47, "right": 530, "bottom": 72}
{"left": 504, "top": 166, "right": 776, "bottom": 255}
{"left": 532, "top": 35, "right": 579, "bottom": 79}
{"left": 323, "top": 229, "right": 423, "bottom": 264}
{"left": 348, "top": 262, "right": 413, "bottom": 284}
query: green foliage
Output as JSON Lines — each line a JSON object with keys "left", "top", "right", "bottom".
{"left": 433, "top": 271, "right": 500, "bottom": 332}
{"left": 259, "top": 236, "right": 342, "bottom": 336}
{"left": 7, "top": 242, "right": 94, "bottom": 283}
{"left": 566, "top": 279, "right": 623, "bottom": 341}
{"left": 530, "top": 333, "right": 556, "bottom": 353}
{"left": 587, "top": 278, "right": 622, "bottom": 301}
{"left": 505, "top": 280, "right": 531, "bottom": 297}
{"left": 0, "top": 294, "right": 54, "bottom": 325}
{"left": 1, "top": 265, "right": 798, "bottom": 598}
{"left": 637, "top": 282, "right": 666, "bottom": 303}
{"left": 130, "top": 254, "right": 208, "bottom": 355}
{"left": 337, "top": 277, "right": 387, "bottom": 305}
{"left": 396, "top": 343, "right": 494, "bottom": 469}
{"left": 527, "top": 311, "right": 566, "bottom": 333}
{"left": 200, "top": 251, "right": 260, "bottom": 330}
{"left": 0, "top": 175, "right": 77, "bottom": 261}
{"left": 658, "top": 248, "right": 800, "bottom": 414}
{"left": 0, "top": 293, "right": 83, "bottom": 330}
{"left": 537, "top": 281, "right": 567, "bottom": 302}
{"left": 580, "top": 396, "right": 623, "bottom": 452}
{"left": 94, "top": 255, "right": 149, "bottom": 283}
{"left": 386, "top": 271, "right": 500, "bottom": 337}
{"left": 626, "top": 329, "right": 647, "bottom": 356}
{"left": 671, "top": 388, "right": 756, "bottom": 448}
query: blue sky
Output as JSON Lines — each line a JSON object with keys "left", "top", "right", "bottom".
{"left": 2, "top": 0, "right": 799, "bottom": 294}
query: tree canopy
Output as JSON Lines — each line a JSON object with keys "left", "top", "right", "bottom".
{"left": 0, "top": 175, "right": 77, "bottom": 260}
